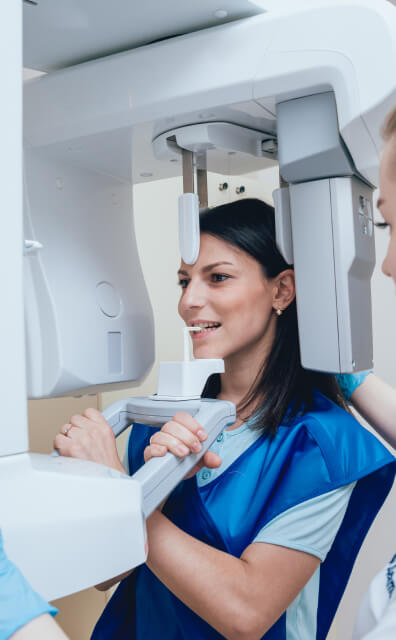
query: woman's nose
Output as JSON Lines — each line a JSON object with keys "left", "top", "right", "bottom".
{"left": 181, "top": 279, "right": 206, "bottom": 309}
{"left": 382, "top": 251, "right": 391, "bottom": 278}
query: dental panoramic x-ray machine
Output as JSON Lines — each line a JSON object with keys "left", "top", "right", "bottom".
{"left": 0, "top": 0, "right": 395, "bottom": 602}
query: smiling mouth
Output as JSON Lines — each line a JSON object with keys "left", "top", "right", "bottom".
{"left": 190, "top": 322, "right": 221, "bottom": 338}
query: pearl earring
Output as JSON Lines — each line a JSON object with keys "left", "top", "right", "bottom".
{"left": 276, "top": 308, "right": 283, "bottom": 317}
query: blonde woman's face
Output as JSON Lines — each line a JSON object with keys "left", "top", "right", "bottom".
{"left": 379, "top": 135, "right": 396, "bottom": 283}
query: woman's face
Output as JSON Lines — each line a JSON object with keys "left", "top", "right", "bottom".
{"left": 379, "top": 136, "right": 396, "bottom": 283}
{"left": 177, "top": 233, "right": 281, "bottom": 363}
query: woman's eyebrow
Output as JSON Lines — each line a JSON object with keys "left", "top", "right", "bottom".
{"left": 177, "top": 261, "right": 234, "bottom": 277}
{"left": 202, "top": 261, "right": 234, "bottom": 273}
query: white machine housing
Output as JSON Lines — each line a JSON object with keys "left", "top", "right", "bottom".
{"left": 24, "top": 147, "right": 154, "bottom": 398}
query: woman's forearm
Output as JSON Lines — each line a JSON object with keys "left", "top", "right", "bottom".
{"left": 11, "top": 614, "right": 68, "bottom": 639}
{"left": 145, "top": 511, "right": 318, "bottom": 640}
{"left": 351, "top": 374, "right": 396, "bottom": 449}
{"left": 146, "top": 511, "right": 264, "bottom": 640}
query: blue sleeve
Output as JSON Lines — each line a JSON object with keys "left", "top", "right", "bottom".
{"left": 254, "top": 482, "right": 356, "bottom": 560}
{"left": 335, "top": 371, "right": 373, "bottom": 402}
{"left": 0, "top": 532, "right": 57, "bottom": 640}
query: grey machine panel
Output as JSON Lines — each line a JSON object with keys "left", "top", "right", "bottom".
{"left": 276, "top": 91, "right": 375, "bottom": 373}
{"left": 289, "top": 177, "right": 375, "bottom": 372}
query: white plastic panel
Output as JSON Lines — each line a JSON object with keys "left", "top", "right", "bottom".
{"left": 1, "top": 453, "right": 146, "bottom": 601}
{"left": 23, "top": 0, "right": 265, "bottom": 71}
{"left": 178, "top": 193, "right": 200, "bottom": 264}
{"left": 0, "top": 1, "right": 28, "bottom": 456}
{"left": 24, "top": 144, "right": 155, "bottom": 397}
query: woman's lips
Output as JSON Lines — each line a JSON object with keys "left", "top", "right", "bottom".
{"left": 191, "top": 326, "right": 221, "bottom": 340}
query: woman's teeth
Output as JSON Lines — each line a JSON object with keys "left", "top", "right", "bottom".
{"left": 193, "top": 323, "right": 221, "bottom": 336}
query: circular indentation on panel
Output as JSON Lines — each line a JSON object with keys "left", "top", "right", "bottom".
{"left": 96, "top": 281, "right": 121, "bottom": 318}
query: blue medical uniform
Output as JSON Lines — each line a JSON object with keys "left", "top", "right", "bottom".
{"left": 92, "top": 391, "right": 395, "bottom": 640}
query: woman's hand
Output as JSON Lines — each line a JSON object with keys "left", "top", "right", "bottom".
{"left": 54, "top": 408, "right": 126, "bottom": 473}
{"left": 143, "top": 411, "right": 222, "bottom": 479}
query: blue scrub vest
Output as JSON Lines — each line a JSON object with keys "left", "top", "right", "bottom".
{"left": 92, "top": 391, "right": 395, "bottom": 640}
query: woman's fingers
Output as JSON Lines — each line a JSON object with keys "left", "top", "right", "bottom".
{"left": 185, "top": 451, "right": 223, "bottom": 479}
{"left": 54, "top": 409, "right": 124, "bottom": 472}
{"left": 150, "top": 431, "right": 191, "bottom": 457}
{"left": 144, "top": 430, "right": 222, "bottom": 470}
{"left": 68, "top": 414, "right": 91, "bottom": 430}
{"left": 143, "top": 413, "right": 222, "bottom": 478}
{"left": 82, "top": 407, "right": 107, "bottom": 423}
{"left": 202, "top": 450, "right": 222, "bottom": 469}
{"left": 162, "top": 420, "right": 202, "bottom": 454}
{"left": 172, "top": 412, "right": 207, "bottom": 442}
{"left": 144, "top": 444, "right": 167, "bottom": 462}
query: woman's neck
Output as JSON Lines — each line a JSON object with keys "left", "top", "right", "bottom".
{"left": 217, "top": 328, "right": 275, "bottom": 410}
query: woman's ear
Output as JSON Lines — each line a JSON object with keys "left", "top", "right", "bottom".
{"left": 272, "top": 269, "right": 296, "bottom": 311}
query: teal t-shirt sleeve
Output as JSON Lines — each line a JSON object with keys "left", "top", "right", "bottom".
{"left": 0, "top": 533, "right": 57, "bottom": 640}
{"left": 253, "top": 482, "right": 356, "bottom": 561}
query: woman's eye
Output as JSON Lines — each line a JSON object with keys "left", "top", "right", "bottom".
{"left": 375, "top": 222, "right": 390, "bottom": 230}
{"left": 211, "top": 273, "right": 230, "bottom": 283}
{"left": 177, "top": 279, "right": 189, "bottom": 289}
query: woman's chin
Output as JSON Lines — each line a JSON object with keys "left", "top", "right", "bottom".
{"left": 192, "top": 346, "right": 223, "bottom": 360}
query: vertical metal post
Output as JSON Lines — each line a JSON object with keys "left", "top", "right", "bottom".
{"left": 197, "top": 169, "right": 208, "bottom": 209}
{"left": 0, "top": 1, "right": 29, "bottom": 455}
{"left": 182, "top": 149, "right": 208, "bottom": 208}
{"left": 182, "top": 150, "right": 194, "bottom": 194}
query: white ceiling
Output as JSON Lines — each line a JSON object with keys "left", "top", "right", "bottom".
{"left": 23, "top": 0, "right": 266, "bottom": 72}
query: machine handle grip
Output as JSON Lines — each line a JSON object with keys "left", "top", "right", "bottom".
{"left": 102, "top": 397, "right": 236, "bottom": 517}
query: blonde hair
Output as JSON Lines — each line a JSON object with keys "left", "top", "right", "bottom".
{"left": 382, "top": 105, "right": 396, "bottom": 141}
